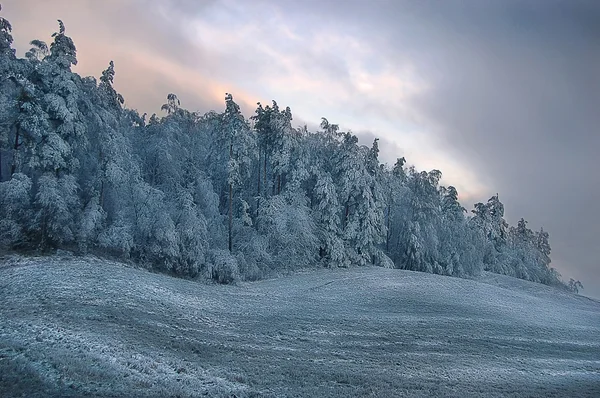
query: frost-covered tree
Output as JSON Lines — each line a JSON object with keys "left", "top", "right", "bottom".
{"left": 568, "top": 279, "right": 584, "bottom": 294}
{"left": 313, "top": 170, "right": 345, "bottom": 266}
{"left": 48, "top": 20, "right": 77, "bottom": 70}
{"left": 394, "top": 169, "right": 443, "bottom": 273}
{"left": 0, "top": 7, "right": 20, "bottom": 180}
{"left": 99, "top": 60, "right": 124, "bottom": 110}
{"left": 33, "top": 173, "right": 79, "bottom": 249}
{"left": 471, "top": 194, "right": 509, "bottom": 274}
{"left": 25, "top": 40, "right": 49, "bottom": 63}
{"left": 0, "top": 173, "right": 32, "bottom": 248}
{"left": 0, "top": 4, "right": 15, "bottom": 59}
{"left": 332, "top": 132, "right": 386, "bottom": 265}
{"left": 223, "top": 93, "right": 255, "bottom": 251}
{"left": 251, "top": 100, "right": 294, "bottom": 200}
{"left": 257, "top": 195, "right": 318, "bottom": 270}
{"left": 161, "top": 93, "right": 180, "bottom": 115}
{"left": 383, "top": 157, "right": 406, "bottom": 252}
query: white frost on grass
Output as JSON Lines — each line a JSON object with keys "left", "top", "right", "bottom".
{"left": 1, "top": 256, "right": 599, "bottom": 397}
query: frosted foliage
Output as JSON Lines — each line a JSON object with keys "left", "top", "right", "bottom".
{"left": 223, "top": 94, "right": 254, "bottom": 188}
{"left": 49, "top": 20, "right": 77, "bottom": 69}
{"left": 37, "top": 132, "right": 73, "bottom": 172}
{"left": 239, "top": 199, "right": 252, "bottom": 226}
{"left": 25, "top": 39, "right": 48, "bottom": 62}
{"left": 171, "top": 189, "right": 208, "bottom": 276}
{"left": 314, "top": 172, "right": 344, "bottom": 265}
{"left": 99, "top": 61, "right": 124, "bottom": 109}
{"left": 105, "top": 160, "right": 127, "bottom": 185}
{"left": 373, "top": 248, "right": 394, "bottom": 268}
{"left": 353, "top": 186, "right": 385, "bottom": 262}
{"left": 258, "top": 196, "right": 318, "bottom": 269}
{"left": 128, "top": 183, "right": 180, "bottom": 269}
{"left": 0, "top": 6, "right": 14, "bottom": 56}
{"left": 227, "top": 158, "right": 240, "bottom": 186}
{"left": 44, "top": 93, "right": 72, "bottom": 123}
{"left": 98, "top": 218, "right": 133, "bottom": 256}
{"left": 0, "top": 173, "right": 32, "bottom": 247}
{"left": 77, "top": 196, "right": 105, "bottom": 251}
{"left": 194, "top": 180, "right": 221, "bottom": 221}
{"left": 19, "top": 99, "right": 48, "bottom": 143}
{"left": 34, "top": 173, "right": 80, "bottom": 247}
{"left": 208, "top": 249, "right": 239, "bottom": 284}
{"left": 405, "top": 222, "right": 425, "bottom": 271}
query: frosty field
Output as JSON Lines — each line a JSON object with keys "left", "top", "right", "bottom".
{"left": 1, "top": 256, "right": 599, "bottom": 397}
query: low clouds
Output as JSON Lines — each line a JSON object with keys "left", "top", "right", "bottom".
{"left": 3, "top": 0, "right": 598, "bottom": 297}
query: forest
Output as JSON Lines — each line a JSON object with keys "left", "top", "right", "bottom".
{"left": 0, "top": 10, "right": 582, "bottom": 292}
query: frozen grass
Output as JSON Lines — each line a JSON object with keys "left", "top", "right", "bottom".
{"left": 0, "top": 255, "right": 599, "bottom": 397}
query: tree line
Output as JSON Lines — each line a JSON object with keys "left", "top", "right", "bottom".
{"left": 0, "top": 9, "right": 582, "bottom": 292}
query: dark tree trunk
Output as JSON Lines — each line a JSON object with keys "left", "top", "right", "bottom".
{"left": 263, "top": 151, "right": 268, "bottom": 197}
{"left": 229, "top": 142, "right": 234, "bottom": 252}
{"left": 228, "top": 182, "right": 233, "bottom": 252}
{"left": 344, "top": 203, "right": 349, "bottom": 228}
{"left": 10, "top": 125, "right": 20, "bottom": 176}
{"left": 256, "top": 148, "right": 261, "bottom": 217}
{"left": 100, "top": 179, "right": 105, "bottom": 209}
{"left": 277, "top": 174, "right": 281, "bottom": 195}
{"left": 386, "top": 204, "right": 391, "bottom": 252}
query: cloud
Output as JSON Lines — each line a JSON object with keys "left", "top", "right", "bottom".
{"left": 399, "top": 2, "right": 600, "bottom": 297}
{"left": 164, "top": 2, "right": 486, "bottom": 199}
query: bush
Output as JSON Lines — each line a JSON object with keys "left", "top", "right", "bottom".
{"left": 207, "top": 250, "right": 238, "bottom": 284}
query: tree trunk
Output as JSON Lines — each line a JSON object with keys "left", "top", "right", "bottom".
{"left": 256, "top": 148, "right": 261, "bottom": 218}
{"left": 99, "top": 148, "right": 105, "bottom": 209}
{"left": 344, "top": 202, "right": 349, "bottom": 228}
{"left": 10, "top": 125, "right": 20, "bottom": 176}
{"left": 229, "top": 142, "right": 234, "bottom": 252}
{"left": 263, "top": 153, "right": 267, "bottom": 195}
{"left": 277, "top": 174, "right": 281, "bottom": 195}
{"left": 228, "top": 182, "right": 233, "bottom": 252}
{"left": 386, "top": 204, "right": 391, "bottom": 252}
{"left": 99, "top": 179, "right": 105, "bottom": 209}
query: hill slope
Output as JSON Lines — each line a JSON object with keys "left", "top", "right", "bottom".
{"left": 1, "top": 256, "right": 598, "bottom": 397}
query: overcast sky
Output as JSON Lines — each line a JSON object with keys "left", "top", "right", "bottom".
{"left": 4, "top": 0, "right": 599, "bottom": 299}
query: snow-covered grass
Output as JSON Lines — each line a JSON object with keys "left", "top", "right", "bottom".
{"left": 0, "top": 255, "right": 598, "bottom": 397}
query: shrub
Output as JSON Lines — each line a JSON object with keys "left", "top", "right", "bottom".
{"left": 207, "top": 250, "right": 238, "bottom": 284}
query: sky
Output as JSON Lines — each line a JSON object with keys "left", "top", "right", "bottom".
{"left": 3, "top": 0, "right": 599, "bottom": 299}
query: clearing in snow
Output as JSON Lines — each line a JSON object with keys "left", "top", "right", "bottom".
{"left": 0, "top": 256, "right": 599, "bottom": 397}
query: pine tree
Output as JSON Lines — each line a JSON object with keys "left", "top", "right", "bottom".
{"left": 99, "top": 60, "right": 124, "bottom": 110}
{"left": 0, "top": 172, "right": 32, "bottom": 248}
{"left": 471, "top": 194, "right": 509, "bottom": 273}
{"left": 161, "top": 93, "right": 180, "bottom": 115}
{"left": 0, "top": 4, "right": 15, "bottom": 58}
{"left": 25, "top": 40, "right": 49, "bottom": 63}
{"left": 0, "top": 5, "right": 17, "bottom": 181}
{"left": 383, "top": 157, "right": 406, "bottom": 253}
{"left": 223, "top": 93, "right": 255, "bottom": 251}
{"left": 33, "top": 173, "right": 79, "bottom": 249}
{"left": 48, "top": 20, "right": 77, "bottom": 70}
{"left": 314, "top": 170, "right": 345, "bottom": 266}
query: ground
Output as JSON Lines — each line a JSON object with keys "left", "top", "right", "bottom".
{"left": 1, "top": 255, "right": 599, "bottom": 397}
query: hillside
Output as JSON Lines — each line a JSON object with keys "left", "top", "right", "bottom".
{"left": 0, "top": 256, "right": 598, "bottom": 397}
